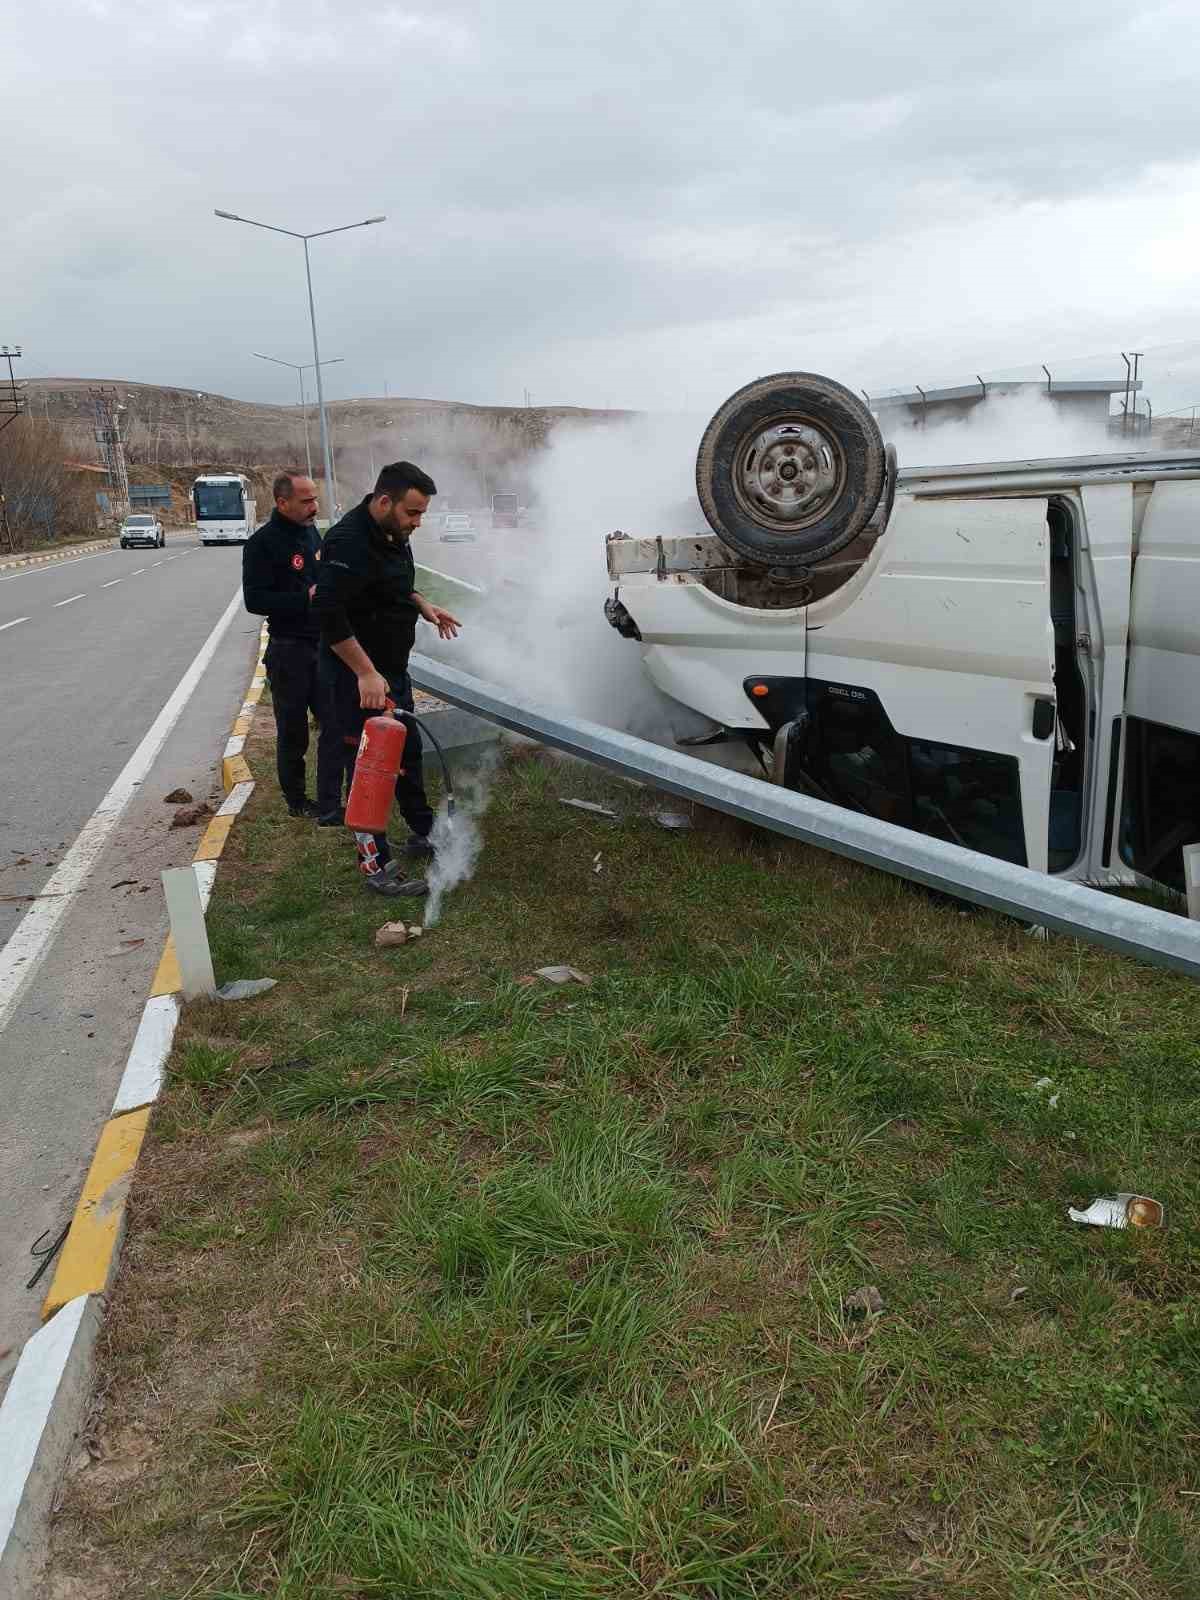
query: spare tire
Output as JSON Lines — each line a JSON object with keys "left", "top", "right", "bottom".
{"left": 696, "top": 371, "right": 886, "bottom": 566}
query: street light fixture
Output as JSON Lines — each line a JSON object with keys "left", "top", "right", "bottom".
{"left": 252, "top": 352, "right": 344, "bottom": 481}
{"left": 215, "top": 208, "right": 385, "bottom": 516}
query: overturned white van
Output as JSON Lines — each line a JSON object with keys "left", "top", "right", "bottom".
{"left": 605, "top": 372, "right": 1200, "bottom": 896}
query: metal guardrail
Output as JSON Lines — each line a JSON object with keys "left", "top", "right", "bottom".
{"left": 410, "top": 655, "right": 1200, "bottom": 981}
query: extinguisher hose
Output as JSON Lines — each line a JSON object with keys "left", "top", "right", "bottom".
{"left": 404, "top": 712, "right": 456, "bottom": 819}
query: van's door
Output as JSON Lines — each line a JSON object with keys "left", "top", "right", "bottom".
{"left": 1121, "top": 481, "right": 1200, "bottom": 892}
{"left": 805, "top": 496, "right": 1056, "bottom": 870}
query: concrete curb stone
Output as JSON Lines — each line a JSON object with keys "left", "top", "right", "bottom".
{"left": 0, "top": 539, "right": 118, "bottom": 573}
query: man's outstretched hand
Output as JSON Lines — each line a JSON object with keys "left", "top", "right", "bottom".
{"left": 418, "top": 601, "right": 461, "bottom": 640}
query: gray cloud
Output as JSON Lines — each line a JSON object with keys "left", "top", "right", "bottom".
{"left": 7, "top": 0, "right": 1200, "bottom": 410}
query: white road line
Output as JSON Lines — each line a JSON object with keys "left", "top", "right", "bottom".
{"left": 0, "top": 617, "right": 28, "bottom": 633}
{"left": 151, "top": 561, "right": 164, "bottom": 567}
{"left": 53, "top": 593, "right": 84, "bottom": 608}
{"left": 101, "top": 579, "right": 122, "bottom": 588}
{"left": 0, "top": 548, "right": 115, "bottom": 585}
{"left": 131, "top": 568, "right": 145, "bottom": 575}
{"left": 414, "top": 563, "right": 484, "bottom": 594}
{"left": 0, "top": 585, "right": 245, "bottom": 1036}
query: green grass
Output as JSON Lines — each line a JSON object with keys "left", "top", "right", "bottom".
{"left": 45, "top": 736, "right": 1200, "bottom": 1599}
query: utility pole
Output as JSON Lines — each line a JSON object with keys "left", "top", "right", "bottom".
{"left": 90, "top": 386, "right": 130, "bottom": 523}
{"left": 0, "top": 346, "right": 27, "bottom": 554}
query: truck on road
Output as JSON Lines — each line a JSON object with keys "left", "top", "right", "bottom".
{"left": 491, "top": 492, "right": 519, "bottom": 530}
{"left": 605, "top": 370, "right": 1200, "bottom": 901}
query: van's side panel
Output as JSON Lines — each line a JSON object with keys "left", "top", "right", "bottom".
{"left": 806, "top": 497, "right": 1055, "bottom": 869}
{"left": 1127, "top": 481, "right": 1200, "bottom": 734}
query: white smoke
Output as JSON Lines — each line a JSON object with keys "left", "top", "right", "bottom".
{"left": 422, "top": 744, "right": 502, "bottom": 927}
{"left": 416, "top": 411, "right": 713, "bottom": 744}
{"left": 883, "top": 386, "right": 1119, "bottom": 468}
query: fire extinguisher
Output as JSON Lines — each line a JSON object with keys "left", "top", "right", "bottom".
{"left": 345, "top": 711, "right": 408, "bottom": 833}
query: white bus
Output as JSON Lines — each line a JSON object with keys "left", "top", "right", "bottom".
{"left": 193, "top": 473, "right": 257, "bottom": 546}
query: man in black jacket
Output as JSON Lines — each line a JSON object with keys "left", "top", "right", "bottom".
{"left": 242, "top": 472, "right": 347, "bottom": 820}
{"left": 312, "top": 460, "right": 461, "bottom": 898}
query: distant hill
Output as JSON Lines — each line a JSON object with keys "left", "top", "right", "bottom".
{"left": 27, "top": 378, "right": 633, "bottom": 505}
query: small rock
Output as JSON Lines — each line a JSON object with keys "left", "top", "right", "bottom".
{"left": 534, "top": 965, "right": 592, "bottom": 986}
{"left": 375, "top": 922, "right": 409, "bottom": 948}
{"left": 164, "top": 787, "right": 194, "bottom": 804}
{"left": 1009, "top": 1286, "right": 1029, "bottom": 1303}
{"left": 843, "top": 1285, "right": 884, "bottom": 1317}
{"left": 171, "top": 802, "right": 212, "bottom": 828}
{"left": 654, "top": 811, "right": 692, "bottom": 831}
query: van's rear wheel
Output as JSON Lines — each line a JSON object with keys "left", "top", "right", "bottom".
{"left": 696, "top": 372, "right": 885, "bottom": 566}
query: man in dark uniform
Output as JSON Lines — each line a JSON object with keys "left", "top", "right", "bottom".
{"left": 312, "top": 460, "right": 461, "bottom": 898}
{"left": 242, "top": 472, "right": 347, "bottom": 821}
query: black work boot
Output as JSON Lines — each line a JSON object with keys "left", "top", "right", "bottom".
{"left": 401, "top": 833, "right": 435, "bottom": 861}
{"left": 286, "top": 797, "right": 321, "bottom": 819}
{"left": 365, "top": 872, "right": 428, "bottom": 899}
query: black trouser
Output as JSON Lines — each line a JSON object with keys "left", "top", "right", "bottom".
{"left": 264, "top": 635, "right": 347, "bottom": 814}
{"left": 320, "top": 654, "right": 434, "bottom": 873}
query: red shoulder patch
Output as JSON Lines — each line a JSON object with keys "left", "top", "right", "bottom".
{"left": 291, "top": 552, "right": 304, "bottom": 571}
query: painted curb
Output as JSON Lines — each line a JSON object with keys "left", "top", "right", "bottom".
{"left": 0, "top": 621, "right": 267, "bottom": 1594}
{"left": 0, "top": 539, "right": 117, "bottom": 573}
{"left": 0, "top": 1296, "right": 101, "bottom": 1596}
{"left": 42, "top": 631, "right": 265, "bottom": 1317}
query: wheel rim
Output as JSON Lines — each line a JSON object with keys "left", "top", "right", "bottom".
{"left": 730, "top": 414, "right": 847, "bottom": 534}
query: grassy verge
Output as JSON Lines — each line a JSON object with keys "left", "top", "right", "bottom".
{"left": 45, "top": 719, "right": 1200, "bottom": 1598}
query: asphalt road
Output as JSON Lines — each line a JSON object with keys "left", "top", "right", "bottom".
{"left": 0, "top": 534, "right": 259, "bottom": 1391}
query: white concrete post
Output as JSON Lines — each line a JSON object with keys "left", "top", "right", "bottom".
{"left": 161, "top": 867, "right": 216, "bottom": 999}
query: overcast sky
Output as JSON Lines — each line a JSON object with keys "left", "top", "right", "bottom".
{"left": 8, "top": 0, "right": 1200, "bottom": 414}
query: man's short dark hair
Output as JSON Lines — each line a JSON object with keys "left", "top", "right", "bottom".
{"left": 374, "top": 461, "right": 436, "bottom": 500}
{"left": 273, "top": 472, "right": 303, "bottom": 501}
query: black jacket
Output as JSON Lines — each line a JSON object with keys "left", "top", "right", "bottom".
{"left": 242, "top": 510, "right": 321, "bottom": 641}
{"left": 312, "top": 496, "right": 420, "bottom": 680}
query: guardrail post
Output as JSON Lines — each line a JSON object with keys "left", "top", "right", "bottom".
{"left": 161, "top": 866, "right": 216, "bottom": 999}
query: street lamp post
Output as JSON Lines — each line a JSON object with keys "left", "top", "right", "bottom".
{"left": 252, "top": 352, "right": 344, "bottom": 481}
{"left": 215, "top": 208, "right": 385, "bottom": 517}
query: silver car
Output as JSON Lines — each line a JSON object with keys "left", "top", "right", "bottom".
{"left": 120, "top": 514, "right": 165, "bottom": 549}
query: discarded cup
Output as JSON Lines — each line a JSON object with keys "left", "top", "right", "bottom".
{"left": 1067, "top": 1193, "right": 1164, "bottom": 1230}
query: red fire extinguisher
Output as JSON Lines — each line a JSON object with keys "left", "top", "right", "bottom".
{"left": 345, "top": 711, "right": 408, "bottom": 833}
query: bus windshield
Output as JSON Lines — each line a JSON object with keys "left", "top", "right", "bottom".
{"left": 194, "top": 482, "right": 244, "bottom": 520}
